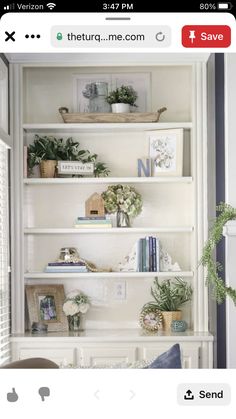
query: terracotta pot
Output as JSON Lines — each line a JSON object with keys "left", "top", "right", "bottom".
{"left": 40, "top": 160, "right": 57, "bottom": 178}
{"left": 161, "top": 311, "right": 182, "bottom": 331}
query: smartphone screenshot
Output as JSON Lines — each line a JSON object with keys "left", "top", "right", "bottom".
{"left": 0, "top": 1, "right": 235, "bottom": 418}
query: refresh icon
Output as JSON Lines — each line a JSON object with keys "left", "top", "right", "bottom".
{"left": 156, "top": 32, "right": 165, "bottom": 42}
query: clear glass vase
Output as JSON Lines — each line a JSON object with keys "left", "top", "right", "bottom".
{"left": 116, "top": 210, "right": 130, "bottom": 228}
{"left": 68, "top": 314, "right": 80, "bottom": 331}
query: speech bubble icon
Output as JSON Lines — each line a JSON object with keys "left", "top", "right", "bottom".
{"left": 38, "top": 387, "right": 50, "bottom": 401}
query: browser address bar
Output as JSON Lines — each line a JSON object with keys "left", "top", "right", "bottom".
{"left": 51, "top": 26, "right": 171, "bottom": 48}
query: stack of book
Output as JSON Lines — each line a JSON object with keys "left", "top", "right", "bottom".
{"left": 45, "top": 262, "right": 88, "bottom": 273}
{"left": 137, "top": 236, "right": 160, "bottom": 272}
{"left": 74, "top": 216, "right": 112, "bottom": 229}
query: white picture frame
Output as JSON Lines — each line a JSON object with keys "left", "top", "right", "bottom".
{"left": 72, "top": 72, "right": 151, "bottom": 113}
{"left": 148, "top": 128, "right": 184, "bottom": 176}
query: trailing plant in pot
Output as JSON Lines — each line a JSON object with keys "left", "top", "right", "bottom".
{"left": 106, "top": 85, "right": 138, "bottom": 113}
{"left": 27, "top": 135, "right": 110, "bottom": 178}
{"left": 142, "top": 277, "right": 193, "bottom": 331}
{"left": 101, "top": 184, "right": 142, "bottom": 227}
{"left": 200, "top": 202, "right": 236, "bottom": 305}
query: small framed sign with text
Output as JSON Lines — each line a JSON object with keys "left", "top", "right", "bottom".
{"left": 57, "top": 161, "right": 94, "bottom": 176}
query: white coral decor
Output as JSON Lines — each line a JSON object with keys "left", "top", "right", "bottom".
{"left": 63, "top": 289, "right": 90, "bottom": 316}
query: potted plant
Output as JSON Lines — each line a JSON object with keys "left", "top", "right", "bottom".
{"left": 101, "top": 184, "right": 142, "bottom": 227}
{"left": 106, "top": 85, "right": 138, "bottom": 113}
{"left": 28, "top": 135, "right": 110, "bottom": 178}
{"left": 28, "top": 135, "right": 59, "bottom": 178}
{"left": 142, "top": 277, "right": 193, "bottom": 331}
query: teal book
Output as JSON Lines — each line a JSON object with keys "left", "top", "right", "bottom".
{"left": 142, "top": 238, "right": 147, "bottom": 272}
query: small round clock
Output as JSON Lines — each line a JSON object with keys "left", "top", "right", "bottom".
{"left": 139, "top": 307, "right": 163, "bottom": 332}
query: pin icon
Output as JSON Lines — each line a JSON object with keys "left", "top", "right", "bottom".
{"left": 38, "top": 387, "right": 50, "bottom": 401}
{"left": 7, "top": 388, "right": 18, "bottom": 402}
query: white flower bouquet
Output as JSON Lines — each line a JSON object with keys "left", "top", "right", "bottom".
{"left": 63, "top": 289, "right": 90, "bottom": 317}
{"left": 101, "top": 184, "right": 142, "bottom": 218}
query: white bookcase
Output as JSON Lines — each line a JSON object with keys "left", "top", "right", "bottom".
{"left": 10, "top": 53, "right": 213, "bottom": 367}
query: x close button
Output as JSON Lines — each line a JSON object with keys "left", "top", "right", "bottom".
{"left": 182, "top": 25, "right": 231, "bottom": 48}
{"left": 5, "top": 31, "right": 16, "bottom": 42}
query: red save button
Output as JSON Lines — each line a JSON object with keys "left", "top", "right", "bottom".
{"left": 182, "top": 25, "right": 231, "bottom": 48}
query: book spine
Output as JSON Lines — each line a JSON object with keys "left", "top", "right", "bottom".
{"left": 135, "top": 240, "right": 139, "bottom": 272}
{"left": 145, "top": 236, "right": 150, "bottom": 272}
{"left": 142, "top": 238, "right": 147, "bottom": 272}
{"left": 48, "top": 262, "right": 86, "bottom": 266}
{"left": 152, "top": 237, "right": 157, "bottom": 272}
{"left": 77, "top": 218, "right": 104, "bottom": 220}
{"left": 76, "top": 220, "right": 111, "bottom": 224}
{"left": 138, "top": 238, "right": 143, "bottom": 272}
{"left": 74, "top": 224, "right": 112, "bottom": 228}
{"left": 156, "top": 237, "right": 160, "bottom": 272}
{"left": 149, "top": 236, "right": 153, "bottom": 272}
{"left": 46, "top": 267, "right": 87, "bottom": 270}
{"left": 45, "top": 268, "right": 88, "bottom": 273}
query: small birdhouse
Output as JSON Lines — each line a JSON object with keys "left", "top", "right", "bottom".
{"left": 85, "top": 193, "right": 105, "bottom": 217}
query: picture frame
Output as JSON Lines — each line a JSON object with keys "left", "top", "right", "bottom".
{"left": 139, "top": 307, "right": 163, "bottom": 332}
{"left": 25, "top": 284, "right": 68, "bottom": 332}
{"left": 72, "top": 72, "right": 151, "bottom": 113}
{"left": 148, "top": 128, "right": 184, "bottom": 176}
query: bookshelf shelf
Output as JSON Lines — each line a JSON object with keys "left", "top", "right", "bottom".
{"left": 23, "top": 176, "right": 193, "bottom": 185}
{"left": 25, "top": 271, "right": 193, "bottom": 279}
{"left": 23, "top": 122, "right": 193, "bottom": 133}
{"left": 24, "top": 227, "right": 194, "bottom": 234}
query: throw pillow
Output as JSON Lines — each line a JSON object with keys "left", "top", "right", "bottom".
{"left": 145, "top": 343, "right": 181, "bottom": 369}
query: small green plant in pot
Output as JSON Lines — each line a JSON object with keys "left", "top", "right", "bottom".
{"left": 106, "top": 85, "right": 138, "bottom": 113}
{"left": 28, "top": 135, "right": 109, "bottom": 178}
{"left": 142, "top": 277, "right": 193, "bottom": 331}
{"left": 28, "top": 135, "right": 58, "bottom": 178}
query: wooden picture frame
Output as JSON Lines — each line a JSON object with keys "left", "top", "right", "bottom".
{"left": 25, "top": 284, "right": 68, "bottom": 332}
{"left": 148, "top": 128, "right": 184, "bottom": 176}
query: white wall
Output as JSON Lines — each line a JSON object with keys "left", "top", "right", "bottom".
{"left": 224, "top": 54, "right": 236, "bottom": 367}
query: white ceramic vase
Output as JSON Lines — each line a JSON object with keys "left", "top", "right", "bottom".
{"left": 111, "top": 103, "right": 130, "bottom": 113}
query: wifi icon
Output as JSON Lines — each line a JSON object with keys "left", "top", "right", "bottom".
{"left": 47, "top": 3, "right": 56, "bottom": 10}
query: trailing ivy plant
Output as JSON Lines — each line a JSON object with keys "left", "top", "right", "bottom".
{"left": 200, "top": 202, "right": 236, "bottom": 305}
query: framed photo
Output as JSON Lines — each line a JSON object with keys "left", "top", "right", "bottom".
{"left": 148, "top": 128, "right": 184, "bottom": 176}
{"left": 25, "top": 285, "right": 68, "bottom": 332}
{"left": 73, "top": 72, "right": 151, "bottom": 113}
{"left": 139, "top": 307, "right": 163, "bottom": 332}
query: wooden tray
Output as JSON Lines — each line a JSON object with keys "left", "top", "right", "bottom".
{"left": 59, "top": 107, "right": 167, "bottom": 123}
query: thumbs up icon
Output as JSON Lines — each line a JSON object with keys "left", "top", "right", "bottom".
{"left": 7, "top": 388, "right": 19, "bottom": 402}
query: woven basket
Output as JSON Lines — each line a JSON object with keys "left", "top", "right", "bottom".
{"left": 40, "top": 160, "right": 57, "bottom": 178}
{"left": 161, "top": 311, "right": 182, "bottom": 331}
